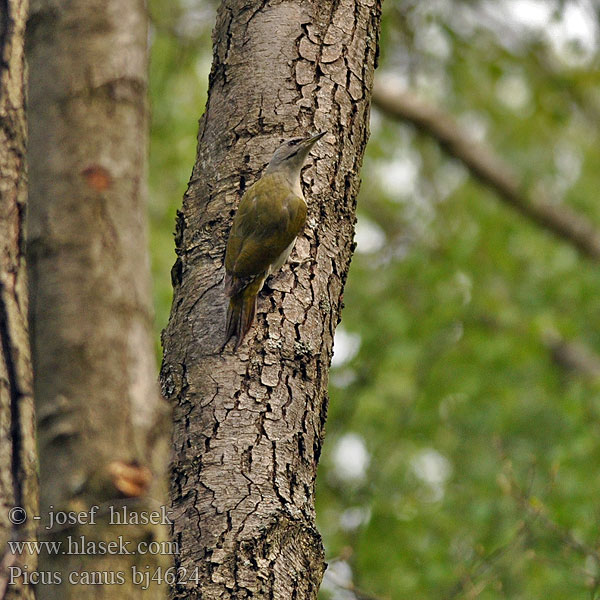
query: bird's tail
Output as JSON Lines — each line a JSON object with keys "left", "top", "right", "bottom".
{"left": 224, "top": 287, "right": 258, "bottom": 350}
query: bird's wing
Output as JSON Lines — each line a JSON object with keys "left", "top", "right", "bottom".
{"left": 224, "top": 173, "right": 307, "bottom": 297}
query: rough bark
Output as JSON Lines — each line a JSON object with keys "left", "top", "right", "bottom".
{"left": 0, "top": 0, "right": 38, "bottom": 598}
{"left": 372, "top": 81, "right": 600, "bottom": 261}
{"left": 27, "top": 1, "right": 170, "bottom": 598}
{"left": 160, "top": 1, "right": 381, "bottom": 599}
{"left": 0, "top": 1, "right": 38, "bottom": 598}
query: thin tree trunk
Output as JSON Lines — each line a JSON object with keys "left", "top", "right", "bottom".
{"left": 0, "top": 1, "right": 37, "bottom": 598}
{"left": 27, "top": 1, "right": 170, "bottom": 598}
{"left": 161, "top": 1, "right": 381, "bottom": 598}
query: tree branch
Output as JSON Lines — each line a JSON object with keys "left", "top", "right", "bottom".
{"left": 542, "top": 331, "right": 600, "bottom": 381}
{"left": 372, "top": 81, "right": 600, "bottom": 260}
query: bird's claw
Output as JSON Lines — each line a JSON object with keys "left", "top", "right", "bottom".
{"left": 289, "top": 257, "right": 315, "bottom": 269}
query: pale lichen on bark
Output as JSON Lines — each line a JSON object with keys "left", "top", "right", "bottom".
{"left": 161, "top": 1, "right": 381, "bottom": 599}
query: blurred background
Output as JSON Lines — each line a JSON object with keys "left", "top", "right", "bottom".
{"left": 148, "top": 1, "right": 600, "bottom": 598}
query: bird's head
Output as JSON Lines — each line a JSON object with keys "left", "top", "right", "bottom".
{"left": 265, "top": 132, "right": 326, "bottom": 175}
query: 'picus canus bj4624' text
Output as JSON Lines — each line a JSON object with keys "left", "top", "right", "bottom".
{"left": 223, "top": 132, "right": 326, "bottom": 350}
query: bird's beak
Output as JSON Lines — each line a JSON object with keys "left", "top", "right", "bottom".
{"left": 304, "top": 131, "right": 326, "bottom": 146}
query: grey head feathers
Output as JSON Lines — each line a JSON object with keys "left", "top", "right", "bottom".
{"left": 264, "top": 132, "right": 326, "bottom": 177}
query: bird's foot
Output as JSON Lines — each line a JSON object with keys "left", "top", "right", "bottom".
{"left": 288, "top": 256, "right": 315, "bottom": 270}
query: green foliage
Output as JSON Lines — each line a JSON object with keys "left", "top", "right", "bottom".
{"left": 149, "top": 0, "right": 600, "bottom": 597}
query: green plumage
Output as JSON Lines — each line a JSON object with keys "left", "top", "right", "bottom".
{"left": 224, "top": 171, "right": 307, "bottom": 349}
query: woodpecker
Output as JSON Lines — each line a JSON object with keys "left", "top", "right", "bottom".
{"left": 223, "top": 132, "right": 326, "bottom": 350}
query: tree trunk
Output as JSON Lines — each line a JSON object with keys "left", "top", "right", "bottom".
{"left": 161, "top": 1, "right": 381, "bottom": 598}
{"left": 0, "top": 1, "right": 38, "bottom": 598}
{"left": 27, "top": 1, "right": 170, "bottom": 598}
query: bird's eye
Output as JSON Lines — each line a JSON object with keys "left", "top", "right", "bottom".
{"left": 289, "top": 139, "right": 300, "bottom": 146}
